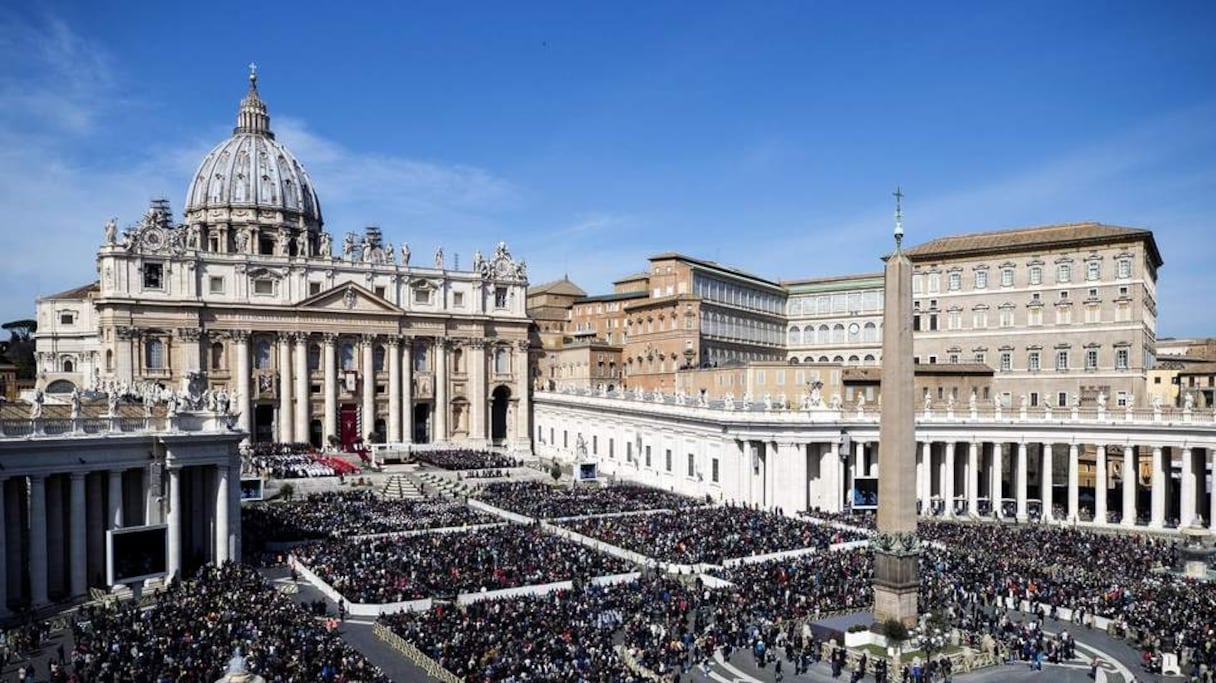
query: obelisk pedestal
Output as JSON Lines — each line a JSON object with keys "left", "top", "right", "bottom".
{"left": 872, "top": 190, "right": 921, "bottom": 629}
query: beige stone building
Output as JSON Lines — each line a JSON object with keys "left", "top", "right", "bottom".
{"left": 904, "top": 222, "right": 1163, "bottom": 410}
{"left": 35, "top": 71, "right": 532, "bottom": 450}
{"left": 783, "top": 273, "right": 884, "bottom": 366}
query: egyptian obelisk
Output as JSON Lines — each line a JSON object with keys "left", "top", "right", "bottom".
{"left": 873, "top": 187, "right": 920, "bottom": 628}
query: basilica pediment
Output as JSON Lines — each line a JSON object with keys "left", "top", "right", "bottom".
{"left": 296, "top": 283, "right": 401, "bottom": 314}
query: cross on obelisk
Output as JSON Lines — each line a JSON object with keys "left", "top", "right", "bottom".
{"left": 872, "top": 186, "right": 921, "bottom": 628}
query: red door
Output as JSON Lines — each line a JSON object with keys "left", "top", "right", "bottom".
{"left": 340, "top": 404, "right": 359, "bottom": 451}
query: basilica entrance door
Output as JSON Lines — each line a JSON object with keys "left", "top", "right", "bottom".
{"left": 339, "top": 404, "right": 359, "bottom": 451}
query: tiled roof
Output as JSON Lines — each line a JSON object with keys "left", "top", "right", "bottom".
{"left": 904, "top": 222, "right": 1162, "bottom": 267}
{"left": 41, "top": 281, "right": 99, "bottom": 301}
{"left": 612, "top": 271, "right": 650, "bottom": 284}
{"left": 646, "top": 252, "right": 781, "bottom": 289}
{"left": 527, "top": 277, "right": 587, "bottom": 297}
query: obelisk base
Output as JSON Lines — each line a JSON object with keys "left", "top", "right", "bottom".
{"left": 873, "top": 541, "right": 920, "bottom": 629}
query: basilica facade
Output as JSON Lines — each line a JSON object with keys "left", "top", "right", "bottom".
{"left": 35, "top": 70, "right": 532, "bottom": 451}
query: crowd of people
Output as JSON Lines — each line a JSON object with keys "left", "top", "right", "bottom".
{"left": 66, "top": 563, "right": 389, "bottom": 682}
{"left": 416, "top": 449, "right": 521, "bottom": 470}
{"left": 291, "top": 524, "right": 634, "bottom": 604}
{"left": 475, "top": 481, "right": 704, "bottom": 519}
{"left": 559, "top": 504, "right": 866, "bottom": 564}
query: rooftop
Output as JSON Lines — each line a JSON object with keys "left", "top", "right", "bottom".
{"left": 40, "top": 281, "right": 99, "bottom": 301}
{"left": 648, "top": 252, "right": 782, "bottom": 290}
{"left": 527, "top": 276, "right": 587, "bottom": 298}
{"left": 903, "top": 222, "right": 1163, "bottom": 268}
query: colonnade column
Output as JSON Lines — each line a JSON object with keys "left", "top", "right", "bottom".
{"left": 917, "top": 441, "right": 930, "bottom": 513}
{"left": 293, "top": 333, "right": 309, "bottom": 444}
{"left": 29, "top": 475, "right": 48, "bottom": 606}
{"left": 108, "top": 469, "right": 124, "bottom": 529}
{"left": 1042, "top": 443, "right": 1054, "bottom": 521}
{"left": 1122, "top": 446, "right": 1136, "bottom": 527}
{"left": 943, "top": 442, "right": 956, "bottom": 517}
{"left": 387, "top": 337, "right": 402, "bottom": 443}
{"left": 278, "top": 334, "right": 293, "bottom": 443}
{"left": 992, "top": 443, "right": 1004, "bottom": 517}
{"left": 470, "top": 341, "right": 486, "bottom": 444}
{"left": 515, "top": 340, "right": 530, "bottom": 447}
{"left": 967, "top": 441, "right": 979, "bottom": 516}
{"left": 322, "top": 334, "right": 337, "bottom": 445}
{"left": 1150, "top": 446, "right": 1165, "bottom": 528}
{"left": 0, "top": 477, "right": 7, "bottom": 617}
{"left": 401, "top": 338, "right": 414, "bottom": 443}
{"left": 361, "top": 336, "right": 376, "bottom": 442}
{"left": 166, "top": 467, "right": 181, "bottom": 580}
{"left": 1210, "top": 449, "right": 1216, "bottom": 531}
{"left": 1015, "top": 442, "right": 1029, "bottom": 522}
{"left": 1179, "top": 448, "right": 1195, "bottom": 527}
{"left": 1095, "top": 446, "right": 1108, "bottom": 524}
{"left": 215, "top": 465, "right": 229, "bottom": 564}
{"left": 69, "top": 472, "right": 86, "bottom": 597}
{"left": 1067, "top": 444, "right": 1080, "bottom": 522}
{"left": 434, "top": 338, "right": 448, "bottom": 442}
{"left": 234, "top": 331, "right": 251, "bottom": 437}
{"left": 827, "top": 440, "right": 843, "bottom": 512}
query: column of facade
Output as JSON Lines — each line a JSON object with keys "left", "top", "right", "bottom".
{"left": 469, "top": 341, "right": 486, "bottom": 444}
{"left": 943, "top": 442, "right": 956, "bottom": 517}
{"left": 322, "top": 334, "right": 337, "bottom": 445}
{"left": 1179, "top": 448, "right": 1196, "bottom": 527}
{"left": 233, "top": 332, "right": 251, "bottom": 437}
{"left": 1209, "top": 449, "right": 1216, "bottom": 531}
{"left": 826, "top": 440, "right": 843, "bottom": 512}
{"left": 991, "top": 442, "right": 1004, "bottom": 517}
{"left": 69, "top": 472, "right": 87, "bottom": 597}
{"left": 1122, "top": 446, "right": 1136, "bottom": 527}
{"left": 433, "top": 338, "right": 448, "bottom": 442}
{"left": 0, "top": 477, "right": 6, "bottom": 617}
{"left": 108, "top": 469, "right": 124, "bottom": 529}
{"left": 278, "top": 335, "right": 294, "bottom": 443}
{"left": 515, "top": 340, "right": 530, "bottom": 447}
{"left": 967, "top": 441, "right": 979, "bottom": 516}
{"left": 776, "top": 442, "right": 808, "bottom": 513}
{"left": 387, "top": 337, "right": 402, "bottom": 443}
{"left": 215, "top": 465, "right": 229, "bottom": 563}
{"left": 178, "top": 328, "right": 202, "bottom": 374}
{"left": 166, "top": 467, "right": 181, "bottom": 580}
{"left": 293, "top": 333, "right": 309, "bottom": 443}
{"left": 1015, "top": 442, "right": 1029, "bottom": 522}
{"left": 1067, "top": 444, "right": 1079, "bottom": 522}
{"left": 29, "top": 475, "right": 48, "bottom": 606}
{"left": 361, "top": 336, "right": 376, "bottom": 441}
{"left": 917, "top": 441, "right": 929, "bottom": 513}
{"left": 1150, "top": 446, "right": 1165, "bottom": 528}
{"left": 1095, "top": 446, "right": 1108, "bottom": 524}
{"left": 1042, "top": 443, "right": 1054, "bottom": 522}
{"left": 401, "top": 338, "right": 414, "bottom": 443}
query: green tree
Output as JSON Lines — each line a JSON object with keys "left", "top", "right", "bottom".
{"left": 2, "top": 319, "right": 37, "bottom": 379}
{"left": 549, "top": 460, "right": 562, "bottom": 483}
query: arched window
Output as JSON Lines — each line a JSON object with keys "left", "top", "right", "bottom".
{"left": 340, "top": 342, "right": 356, "bottom": 371}
{"left": 864, "top": 354, "right": 876, "bottom": 365}
{"left": 494, "top": 347, "right": 509, "bottom": 374}
{"left": 62, "top": 358, "right": 74, "bottom": 373}
{"left": 145, "top": 339, "right": 165, "bottom": 369}
{"left": 832, "top": 324, "right": 845, "bottom": 344}
{"left": 210, "top": 342, "right": 225, "bottom": 370}
{"left": 105, "top": 349, "right": 114, "bottom": 371}
{"left": 819, "top": 356, "right": 830, "bottom": 363}
{"left": 848, "top": 323, "right": 861, "bottom": 344}
{"left": 255, "top": 339, "right": 272, "bottom": 369}
{"left": 788, "top": 328, "right": 800, "bottom": 345}
{"left": 373, "top": 345, "right": 386, "bottom": 372}
{"left": 803, "top": 355, "right": 814, "bottom": 363}
{"left": 848, "top": 355, "right": 860, "bottom": 365}
{"left": 452, "top": 348, "right": 463, "bottom": 373}
{"left": 832, "top": 355, "right": 844, "bottom": 363}
{"left": 863, "top": 322, "right": 877, "bottom": 343}
{"left": 818, "top": 325, "right": 830, "bottom": 343}
{"left": 414, "top": 344, "right": 428, "bottom": 372}
{"left": 307, "top": 344, "right": 320, "bottom": 372}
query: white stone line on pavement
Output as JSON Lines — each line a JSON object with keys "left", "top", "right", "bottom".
{"left": 713, "top": 649, "right": 763, "bottom": 683}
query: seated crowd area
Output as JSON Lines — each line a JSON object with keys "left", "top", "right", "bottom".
{"left": 558, "top": 504, "right": 867, "bottom": 564}
{"left": 291, "top": 524, "right": 634, "bottom": 604}
{"left": 415, "top": 449, "right": 521, "bottom": 470}
{"left": 241, "top": 442, "right": 361, "bottom": 479}
{"left": 475, "top": 480, "right": 705, "bottom": 519}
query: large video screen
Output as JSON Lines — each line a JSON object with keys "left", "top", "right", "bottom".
{"left": 851, "top": 478, "right": 878, "bottom": 508}
{"left": 576, "top": 462, "right": 598, "bottom": 481}
{"left": 107, "top": 525, "right": 169, "bottom": 585}
{"left": 239, "top": 477, "right": 265, "bottom": 501}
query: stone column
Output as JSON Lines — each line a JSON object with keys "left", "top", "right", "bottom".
{"left": 387, "top": 337, "right": 402, "bottom": 443}
{"left": 434, "top": 338, "right": 448, "bottom": 442}
{"left": 1068, "top": 444, "right": 1079, "bottom": 522}
{"left": 917, "top": 441, "right": 930, "bottom": 513}
{"left": 1180, "top": 447, "right": 1196, "bottom": 527}
{"left": 515, "top": 340, "right": 531, "bottom": 448}
{"left": 178, "top": 328, "right": 202, "bottom": 375}
{"left": 293, "top": 333, "right": 309, "bottom": 444}
{"left": 1042, "top": 443, "right": 1054, "bottom": 522}
{"left": 401, "top": 338, "right": 414, "bottom": 443}
{"left": 215, "top": 465, "right": 229, "bottom": 564}
{"left": 1150, "top": 446, "right": 1165, "bottom": 528}
{"left": 1209, "top": 449, "right": 1216, "bottom": 532}
{"left": 166, "top": 467, "right": 181, "bottom": 580}
{"left": 0, "top": 477, "right": 7, "bottom": 617}
{"left": 233, "top": 331, "right": 251, "bottom": 437}
{"left": 1122, "top": 446, "right": 1136, "bottom": 527}
{"left": 827, "top": 440, "right": 843, "bottom": 512}
{"left": 943, "top": 441, "right": 956, "bottom": 518}
{"left": 991, "top": 442, "right": 1004, "bottom": 517}
{"left": 967, "top": 441, "right": 979, "bottom": 516}
{"left": 470, "top": 341, "right": 486, "bottom": 444}
{"left": 115, "top": 327, "right": 135, "bottom": 383}
{"left": 69, "top": 472, "right": 87, "bottom": 597}
{"left": 322, "top": 333, "right": 337, "bottom": 445}
{"left": 28, "top": 475, "right": 48, "bottom": 606}
{"left": 1095, "top": 445, "right": 1108, "bottom": 524}
{"left": 361, "top": 336, "right": 376, "bottom": 442}
{"left": 108, "top": 469, "right": 124, "bottom": 529}
{"left": 1015, "top": 442, "right": 1029, "bottom": 522}
{"left": 278, "top": 334, "right": 293, "bottom": 443}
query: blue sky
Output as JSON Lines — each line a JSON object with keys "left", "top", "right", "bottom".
{"left": 1, "top": 2, "right": 1214, "bottom": 336}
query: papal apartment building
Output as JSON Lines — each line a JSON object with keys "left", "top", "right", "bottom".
{"left": 34, "top": 71, "right": 533, "bottom": 450}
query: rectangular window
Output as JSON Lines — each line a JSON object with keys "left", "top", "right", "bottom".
{"left": 308, "top": 281, "right": 321, "bottom": 296}
{"left": 974, "top": 271, "right": 988, "bottom": 289}
{"left": 1057, "top": 263, "right": 1071, "bottom": 283}
{"left": 1086, "top": 349, "right": 1098, "bottom": 370}
{"left": 1087, "top": 261, "right": 1100, "bottom": 281}
{"left": 948, "top": 272, "right": 961, "bottom": 290}
{"left": 1058, "top": 392, "right": 1068, "bottom": 407}
{"left": 1000, "top": 309, "right": 1014, "bottom": 327}
{"left": 1056, "top": 350, "right": 1069, "bottom": 371}
{"left": 1029, "top": 351, "right": 1041, "bottom": 371}
{"left": 1001, "top": 268, "right": 1014, "bottom": 287}
{"left": 665, "top": 449, "right": 672, "bottom": 472}
{"left": 1056, "top": 307, "right": 1072, "bottom": 325}
{"left": 974, "top": 352, "right": 986, "bottom": 365}
{"left": 563, "top": 431, "right": 568, "bottom": 448}
{"left": 59, "top": 312, "right": 74, "bottom": 325}
{"left": 1117, "top": 259, "right": 1131, "bottom": 278}
{"left": 592, "top": 435, "right": 598, "bottom": 455}
{"left": 928, "top": 274, "right": 940, "bottom": 293}
{"left": 1028, "top": 309, "right": 1042, "bottom": 326}
{"left": 143, "top": 263, "right": 164, "bottom": 290}
{"left": 453, "top": 291, "right": 464, "bottom": 307}
{"left": 645, "top": 446, "right": 652, "bottom": 468}
{"left": 253, "top": 279, "right": 274, "bottom": 296}
{"left": 1029, "top": 266, "right": 1042, "bottom": 285}
{"left": 494, "top": 286, "right": 508, "bottom": 308}
{"left": 208, "top": 276, "right": 224, "bottom": 294}
{"left": 414, "top": 289, "right": 431, "bottom": 305}
{"left": 373, "top": 286, "right": 386, "bottom": 298}
{"left": 687, "top": 453, "right": 695, "bottom": 477}
{"left": 948, "top": 353, "right": 960, "bottom": 364}
{"left": 1086, "top": 305, "right": 1100, "bottom": 323}
{"left": 1000, "top": 352, "right": 1011, "bottom": 371}
{"left": 711, "top": 457, "right": 720, "bottom": 483}
{"left": 1116, "top": 348, "right": 1129, "bottom": 370}
{"left": 608, "top": 439, "right": 614, "bottom": 459}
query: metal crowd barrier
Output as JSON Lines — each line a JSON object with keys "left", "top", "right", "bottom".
{"left": 372, "top": 622, "right": 461, "bottom": 683}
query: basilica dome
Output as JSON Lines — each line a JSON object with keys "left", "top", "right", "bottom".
{"left": 184, "top": 70, "right": 323, "bottom": 231}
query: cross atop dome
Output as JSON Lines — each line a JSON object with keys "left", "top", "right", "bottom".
{"left": 234, "top": 63, "right": 272, "bottom": 138}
